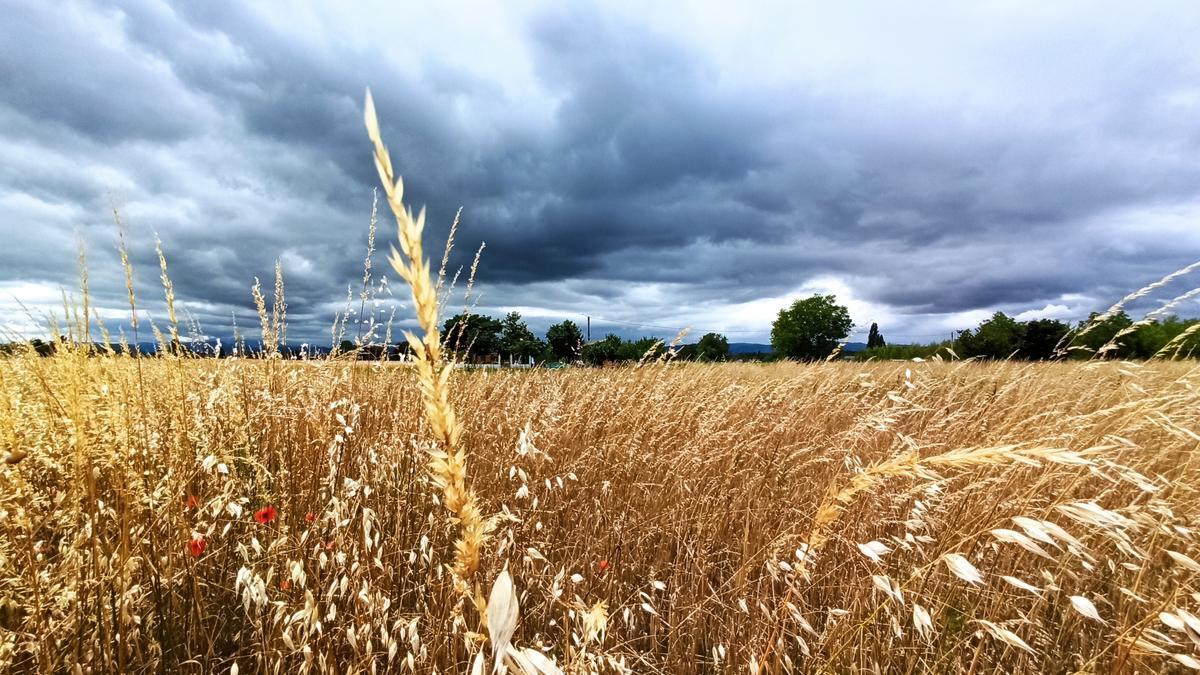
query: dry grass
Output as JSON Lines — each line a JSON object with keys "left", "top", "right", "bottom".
{"left": 3, "top": 94, "right": 1200, "bottom": 674}
{"left": 1, "top": 353, "right": 1199, "bottom": 673}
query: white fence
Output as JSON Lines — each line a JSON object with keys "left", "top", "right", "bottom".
{"left": 460, "top": 354, "right": 536, "bottom": 370}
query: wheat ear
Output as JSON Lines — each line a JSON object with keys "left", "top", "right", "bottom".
{"left": 805, "top": 445, "right": 1097, "bottom": 553}
{"left": 363, "top": 90, "right": 486, "bottom": 588}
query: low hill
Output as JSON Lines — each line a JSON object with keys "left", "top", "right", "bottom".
{"left": 727, "top": 341, "right": 867, "bottom": 355}
{"left": 728, "top": 342, "right": 773, "bottom": 354}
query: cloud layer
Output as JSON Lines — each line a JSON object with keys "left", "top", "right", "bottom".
{"left": 3, "top": 0, "right": 1200, "bottom": 344}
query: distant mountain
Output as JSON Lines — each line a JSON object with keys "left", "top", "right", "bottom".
{"left": 726, "top": 341, "right": 868, "bottom": 355}
{"left": 728, "top": 342, "right": 773, "bottom": 354}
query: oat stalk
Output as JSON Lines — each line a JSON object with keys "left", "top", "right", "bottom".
{"left": 364, "top": 89, "right": 487, "bottom": 588}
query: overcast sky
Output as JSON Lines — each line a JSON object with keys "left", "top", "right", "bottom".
{"left": 3, "top": 1, "right": 1200, "bottom": 346}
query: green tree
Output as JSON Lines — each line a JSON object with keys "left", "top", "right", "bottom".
{"left": 29, "top": 338, "right": 54, "bottom": 357}
{"left": 1131, "top": 317, "right": 1200, "bottom": 359}
{"left": 693, "top": 332, "right": 730, "bottom": 361}
{"left": 392, "top": 339, "right": 412, "bottom": 361}
{"left": 867, "top": 322, "right": 886, "bottom": 349}
{"left": 1071, "top": 311, "right": 1134, "bottom": 359}
{"left": 617, "top": 336, "right": 662, "bottom": 362}
{"left": 855, "top": 341, "right": 953, "bottom": 361}
{"left": 1154, "top": 317, "right": 1200, "bottom": 358}
{"left": 582, "top": 333, "right": 623, "bottom": 365}
{"left": 442, "top": 312, "right": 502, "bottom": 358}
{"left": 770, "top": 295, "right": 853, "bottom": 360}
{"left": 1088, "top": 315, "right": 1200, "bottom": 360}
{"left": 499, "top": 312, "right": 544, "bottom": 362}
{"left": 1020, "top": 318, "right": 1070, "bottom": 360}
{"left": 957, "top": 312, "right": 1024, "bottom": 359}
{"left": 546, "top": 320, "right": 583, "bottom": 362}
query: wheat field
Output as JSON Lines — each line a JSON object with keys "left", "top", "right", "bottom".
{"left": 2, "top": 353, "right": 1199, "bottom": 674}
{"left": 2, "top": 95, "right": 1200, "bottom": 675}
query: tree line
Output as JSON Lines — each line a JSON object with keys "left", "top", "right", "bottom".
{"left": 8, "top": 295, "right": 1197, "bottom": 363}
{"left": 338, "top": 312, "right": 733, "bottom": 365}
{"left": 766, "top": 294, "right": 1200, "bottom": 361}
{"left": 854, "top": 311, "right": 1200, "bottom": 361}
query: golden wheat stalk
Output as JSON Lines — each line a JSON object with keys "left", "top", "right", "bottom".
{"left": 1155, "top": 321, "right": 1200, "bottom": 359}
{"left": 154, "top": 234, "right": 180, "bottom": 353}
{"left": 805, "top": 444, "right": 1097, "bottom": 553}
{"left": 363, "top": 89, "right": 487, "bottom": 589}
{"left": 271, "top": 260, "right": 287, "bottom": 350}
{"left": 251, "top": 277, "right": 273, "bottom": 356}
{"left": 1077, "top": 260, "right": 1200, "bottom": 342}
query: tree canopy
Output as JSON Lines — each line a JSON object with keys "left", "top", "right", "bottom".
{"left": 770, "top": 295, "right": 853, "bottom": 360}
{"left": 956, "top": 312, "right": 1025, "bottom": 359}
{"left": 867, "top": 322, "right": 886, "bottom": 349}
{"left": 692, "top": 332, "right": 730, "bottom": 361}
{"left": 442, "top": 312, "right": 503, "bottom": 358}
{"left": 581, "top": 333, "right": 623, "bottom": 365}
{"left": 1021, "top": 318, "right": 1071, "bottom": 360}
{"left": 858, "top": 311, "right": 1200, "bottom": 362}
{"left": 546, "top": 320, "right": 583, "bottom": 362}
{"left": 618, "top": 337, "right": 664, "bottom": 362}
{"left": 499, "top": 312, "right": 544, "bottom": 361}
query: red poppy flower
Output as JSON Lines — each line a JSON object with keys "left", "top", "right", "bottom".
{"left": 185, "top": 494, "right": 199, "bottom": 510}
{"left": 254, "top": 505, "right": 277, "bottom": 524}
{"left": 189, "top": 536, "right": 207, "bottom": 558}
{"left": 324, "top": 540, "right": 336, "bottom": 551}
{"left": 280, "top": 579, "right": 291, "bottom": 591}
{"left": 305, "top": 511, "right": 315, "bottom": 524}
{"left": 597, "top": 559, "right": 610, "bottom": 573}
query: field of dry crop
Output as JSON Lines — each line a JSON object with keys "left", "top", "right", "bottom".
{"left": 2, "top": 95, "right": 1199, "bottom": 675}
{"left": 2, "top": 354, "right": 1200, "bottom": 674}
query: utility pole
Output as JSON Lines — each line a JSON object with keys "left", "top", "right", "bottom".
{"left": 587, "top": 315, "right": 590, "bottom": 342}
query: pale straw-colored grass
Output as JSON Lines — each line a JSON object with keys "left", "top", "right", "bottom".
{"left": 1, "top": 346, "right": 1199, "bottom": 673}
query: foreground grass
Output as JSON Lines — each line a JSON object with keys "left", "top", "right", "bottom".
{"left": 1, "top": 355, "right": 1198, "bottom": 673}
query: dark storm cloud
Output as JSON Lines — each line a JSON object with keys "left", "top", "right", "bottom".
{"left": 1, "top": 0, "right": 1199, "bottom": 344}
{"left": 0, "top": 4, "right": 213, "bottom": 144}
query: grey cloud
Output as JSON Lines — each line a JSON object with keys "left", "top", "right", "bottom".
{"left": 1, "top": 0, "right": 1199, "bottom": 345}
{"left": 0, "top": 3, "right": 222, "bottom": 144}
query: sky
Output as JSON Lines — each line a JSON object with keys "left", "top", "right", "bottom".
{"left": 2, "top": 0, "right": 1200, "bottom": 346}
